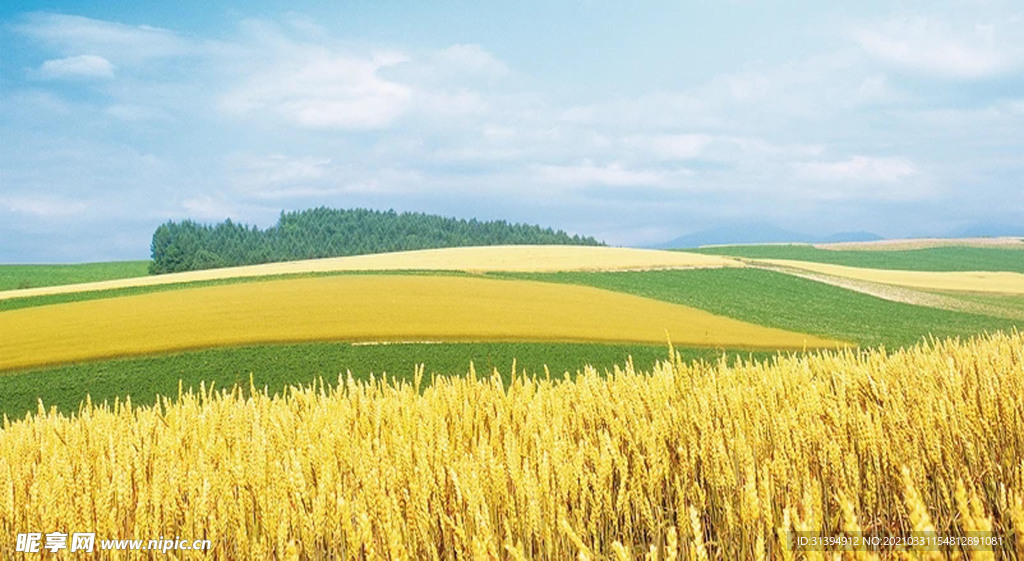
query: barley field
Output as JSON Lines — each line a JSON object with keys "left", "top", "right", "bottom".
{"left": 0, "top": 275, "right": 835, "bottom": 371}
{"left": 2, "top": 331, "right": 1022, "bottom": 559}
{"left": 757, "top": 259, "right": 1024, "bottom": 294}
{"left": 814, "top": 238, "right": 1024, "bottom": 251}
{"left": 0, "top": 246, "right": 741, "bottom": 302}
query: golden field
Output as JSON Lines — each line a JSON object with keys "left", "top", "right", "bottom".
{"left": 814, "top": 237, "right": 1024, "bottom": 251}
{"left": 757, "top": 259, "right": 1024, "bottom": 295}
{"left": 0, "top": 245, "right": 741, "bottom": 301}
{"left": 2, "top": 332, "right": 1023, "bottom": 559}
{"left": 0, "top": 275, "right": 836, "bottom": 371}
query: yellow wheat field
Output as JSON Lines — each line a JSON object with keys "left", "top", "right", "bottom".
{"left": 0, "top": 245, "right": 742, "bottom": 301}
{"left": 2, "top": 332, "right": 1023, "bottom": 559}
{"left": 0, "top": 275, "right": 836, "bottom": 371}
{"left": 814, "top": 237, "right": 1024, "bottom": 251}
{"left": 758, "top": 258, "right": 1024, "bottom": 294}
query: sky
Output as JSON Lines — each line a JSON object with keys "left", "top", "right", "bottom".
{"left": 1, "top": 0, "right": 1023, "bottom": 262}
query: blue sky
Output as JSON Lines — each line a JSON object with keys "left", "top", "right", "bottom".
{"left": 2, "top": 1, "right": 1023, "bottom": 262}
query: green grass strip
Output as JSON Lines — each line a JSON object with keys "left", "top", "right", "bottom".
{"left": 499, "top": 268, "right": 1022, "bottom": 348}
{"left": 0, "top": 261, "right": 151, "bottom": 291}
{"left": 0, "top": 341, "right": 782, "bottom": 421}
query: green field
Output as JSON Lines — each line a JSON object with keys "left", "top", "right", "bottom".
{"left": 693, "top": 245, "right": 1024, "bottom": 272}
{"left": 928, "top": 291, "right": 1024, "bottom": 319}
{"left": 0, "top": 260, "right": 151, "bottom": 291}
{"left": 504, "top": 268, "right": 1022, "bottom": 348}
{"left": 0, "top": 341, "right": 784, "bottom": 420}
{"left": 4, "top": 253, "right": 1023, "bottom": 421}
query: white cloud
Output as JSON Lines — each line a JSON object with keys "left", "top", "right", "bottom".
{"left": 220, "top": 50, "right": 413, "bottom": 130}
{"left": 225, "top": 153, "right": 427, "bottom": 199}
{"left": 230, "top": 153, "right": 332, "bottom": 192}
{"left": 559, "top": 92, "right": 713, "bottom": 128}
{"left": 413, "top": 89, "right": 490, "bottom": 118}
{"left": 5, "top": 9, "right": 1022, "bottom": 258}
{"left": 104, "top": 104, "right": 168, "bottom": 122}
{"left": 621, "top": 133, "right": 823, "bottom": 165}
{"left": 558, "top": 51, "right": 880, "bottom": 133}
{"left": 218, "top": 34, "right": 515, "bottom": 130}
{"left": 16, "top": 13, "right": 193, "bottom": 65}
{"left": 852, "top": 16, "right": 1024, "bottom": 79}
{"left": 39, "top": 54, "right": 114, "bottom": 79}
{"left": 181, "top": 195, "right": 240, "bottom": 221}
{"left": 536, "top": 161, "right": 678, "bottom": 187}
{"left": 1, "top": 195, "right": 90, "bottom": 218}
{"left": 794, "top": 156, "right": 917, "bottom": 184}
{"left": 429, "top": 44, "right": 509, "bottom": 81}
{"left": 639, "top": 134, "right": 712, "bottom": 160}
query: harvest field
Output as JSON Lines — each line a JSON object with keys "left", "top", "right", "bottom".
{"left": 2, "top": 341, "right": 778, "bottom": 421}
{"left": 6, "top": 265, "right": 1021, "bottom": 420}
{"left": 2, "top": 241, "right": 1022, "bottom": 558}
{"left": 7, "top": 0, "right": 1023, "bottom": 556}
{"left": 755, "top": 258, "right": 1024, "bottom": 294}
{"left": 0, "top": 245, "right": 741, "bottom": 301}
{"left": 505, "top": 268, "right": 1024, "bottom": 347}
{"left": 695, "top": 244, "right": 1024, "bottom": 273}
{"left": 815, "top": 236, "right": 1024, "bottom": 250}
{"left": 0, "top": 274, "right": 839, "bottom": 371}
{"left": 4, "top": 245, "right": 1022, "bottom": 423}
{"left": 2, "top": 331, "right": 1022, "bottom": 559}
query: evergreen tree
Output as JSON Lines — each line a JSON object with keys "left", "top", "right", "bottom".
{"left": 150, "top": 207, "right": 604, "bottom": 274}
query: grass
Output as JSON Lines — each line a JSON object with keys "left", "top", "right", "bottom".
{"left": 693, "top": 245, "right": 1024, "bottom": 272}
{"left": 501, "top": 268, "right": 1023, "bottom": 348}
{"left": 0, "top": 261, "right": 150, "bottom": 291}
{"left": 929, "top": 291, "right": 1024, "bottom": 319}
{"left": 0, "top": 341, "right": 783, "bottom": 421}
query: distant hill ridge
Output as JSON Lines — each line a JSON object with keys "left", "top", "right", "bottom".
{"left": 150, "top": 207, "right": 602, "bottom": 274}
{"left": 654, "top": 223, "right": 882, "bottom": 249}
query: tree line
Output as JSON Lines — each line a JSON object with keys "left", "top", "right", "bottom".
{"left": 149, "top": 207, "right": 603, "bottom": 274}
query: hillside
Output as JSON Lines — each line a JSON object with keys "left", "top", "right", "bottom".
{"left": 150, "top": 207, "right": 603, "bottom": 274}
{"left": 0, "top": 246, "right": 740, "bottom": 304}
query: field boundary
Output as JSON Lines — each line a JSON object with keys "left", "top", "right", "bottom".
{"left": 814, "top": 237, "right": 1024, "bottom": 251}
{"left": 750, "top": 261, "right": 1024, "bottom": 319}
{"left": 0, "top": 246, "right": 742, "bottom": 302}
{"left": 752, "top": 258, "right": 1024, "bottom": 294}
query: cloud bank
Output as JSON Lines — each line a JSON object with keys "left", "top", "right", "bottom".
{"left": 2, "top": 4, "right": 1023, "bottom": 261}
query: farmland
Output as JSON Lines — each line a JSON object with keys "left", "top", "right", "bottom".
{"left": 2, "top": 244, "right": 1022, "bottom": 423}
{"left": 503, "top": 268, "right": 1023, "bottom": 347}
{"left": 0, "top": 341, "right": 786, "bottom": 421}
{"left": 0, "top": 273, "right": 839, "bottom": 371}
{"left": 0, "top": 245, "right": 741, "bottom": 301}
{"left": 755, "top": 259, "right": 1024, "bottom": 294}
{"left": 0, "top": 260, "right": 150, "bottom": 291}
{"left": 695, "top": 244, "right": 1024, "bottom": 272}
{"left": 2, "top": 331, "right": 1022, "bottom": 558}
{"left": 7, "top": 0, "right": 1023, "bottom": 555}
{"left": 2, "top": 240, "right": 1023, "bottom": 558}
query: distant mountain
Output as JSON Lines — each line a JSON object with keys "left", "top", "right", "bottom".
{"left": 818, "top": 231, "right": 885, "bottom": 243}
{"left": 652, "top": 223, "right": 883, "bottom": 249}
{"left": 953, "top": 223, "right": 1022, "bottom": 238}
{"left": 652, "top": 224, "right": 811, "bottom": 249}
